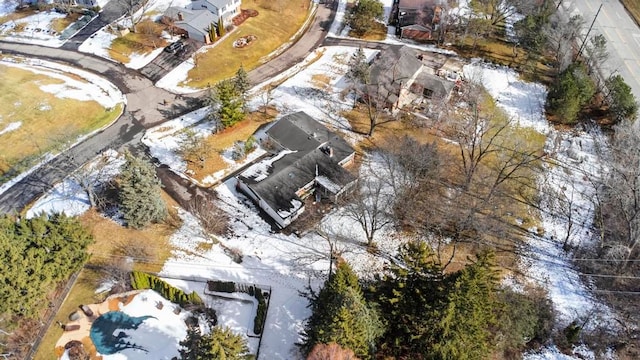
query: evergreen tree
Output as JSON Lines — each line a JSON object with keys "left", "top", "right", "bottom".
{"left": 546, "top": 62, "right": 595, "bottom": 124}
{"left": 179, "top": 326, "right": 250, "bottom": 360}
{"left": 431, "top": 251, "right": 500, "bottom": 360}
{"left": 217, "top": 20, "right": 225, "bottom": 37}
{"left": 346, "top": 47, "right": 370, "bottom": 85}
{"left": 208, "top": 79, "right": 245, "bottom": 129}
{"left": 302, "top": 262, "right": 384, "bottom": 359}
{"left": 606, "top": 74, "right": 638, "bottom": 124}
{"left": 0, "top": 214, "right": 92, "bottom": 317}
{"left": 209, "top": 22, "right": 217, "bottom": 42}
{"left": 234, "top": 65, "right": 251, "bottom": 109}
{"left": 118, "top": 151, "right": 167, "bottom": 229}
{"left": 374, "top": 240, "right": 446, "bottom": 357}
{"left": 345, "top": 0, "right": 384, "bottom": 37}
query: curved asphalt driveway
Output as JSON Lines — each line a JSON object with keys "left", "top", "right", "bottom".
{"left": 0, "top": 2, "right": 336, "bottom": 214}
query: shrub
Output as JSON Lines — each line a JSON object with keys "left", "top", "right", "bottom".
{"left": 207, "top": 280, "right": 236, "bottom": 293}
{"left": 253, "top": 289, "right": 268, "bottom": 334}
{"left": 130, "top": 271, "right": 203, "bottom": 307}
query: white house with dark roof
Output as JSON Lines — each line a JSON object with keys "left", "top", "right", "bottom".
{"left": 164, "top": 0, "right": 241, "bottom": 43}
{"left": 236, "top": 112, "right": 357, "bottom": 228}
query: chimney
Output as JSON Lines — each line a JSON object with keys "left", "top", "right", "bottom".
{"left": 328, "top": 146, "right": 334, "bottom": 158}
{"left": 178, "top": 12, "right": 184, "bottom": 21}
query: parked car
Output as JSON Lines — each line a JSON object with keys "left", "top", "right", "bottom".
{"left": 164, "top": 41, "right": 184, "bottom": 54}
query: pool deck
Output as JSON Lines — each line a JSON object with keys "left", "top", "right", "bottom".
{"left": 54, "top": 290, "right": 143, "bottom": 357}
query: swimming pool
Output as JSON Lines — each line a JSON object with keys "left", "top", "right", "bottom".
{"left": 90, "top": 311, "right": 155, "bottom": 355}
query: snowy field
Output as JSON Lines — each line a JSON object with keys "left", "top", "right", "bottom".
{"left": 0, "top": 0, "right": 110, "bottom": 47}
{"left": 10, "top": 0, "right": 623, "bottom": 358}
{"left": 31, "top": 41, "right": 621, "bottom": 358}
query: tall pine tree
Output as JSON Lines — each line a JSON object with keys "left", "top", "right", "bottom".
{"left": 179, "top": 326, "right": 250, "bottom": 360}
{"left": 302, "top": 261, "right": 383, "bottom": 359}
{"left": 208, "top": 79, "right": 245, "bottom": 129}
{"left": 375, "top": 240, "right": 446, "bottom": 357}
{"left": 431, "top": 251, "right": 500, "bottom": 359}
{"left": 118, "top": 151, "right": 167, "bottom": 229}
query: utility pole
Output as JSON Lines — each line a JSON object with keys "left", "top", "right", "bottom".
{"left": 576, "top": 3, "right": 603, "bottom": 60}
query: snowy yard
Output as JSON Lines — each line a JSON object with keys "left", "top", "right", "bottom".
{"left": 9, "top": 0, "right": 624, "bottom": 358}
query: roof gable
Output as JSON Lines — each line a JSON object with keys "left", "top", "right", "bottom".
{"left": 238, "top": 112, "right": 356, "bottom": 218}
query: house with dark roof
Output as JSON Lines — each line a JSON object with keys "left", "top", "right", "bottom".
{"left": 391, "top": 0, "right": 442, "bottom": 42}
{"left": 368, "top": 45, "right": 457, "bottom": 111}
{"left": 164, "top": 0, "right": 241, "bottom": 43}
{"left": 236, "top": 112, "right": 356, "bottom": 228}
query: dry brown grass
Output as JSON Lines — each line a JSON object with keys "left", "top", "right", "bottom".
{"left": 450, "top": 37, "right": 554, "bottom": 84}
{"left": 621, "top": 0, "right": 640, "bottom": 27}
{"left": 109, "top": 22, "right": 169, "bottom": 64}
{"left": 0, "top": 64, "right": 122, "bottom": 184}
{"left": 50, "top": 13, "right": 81, "bottom": 33}
{"left": 185, "top": 0, "right": 311, "bottom": 88}
{"left": 311, "top": 74, "right": 331, "bottom": 89}
{"left": 349, "top": 22, "right": 387, "bottom": 41}
{"left": 80, "top": 191, "right": 181, "bottom": 273}
{"left": 187, "top": 108, "right": 278, "bottom": 182}
{"left": 0, "top": 8, "right": 36, "bottom": 25}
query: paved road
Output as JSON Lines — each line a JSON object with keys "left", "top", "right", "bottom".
{"left": 564, "top": 0, "right": 640, "bottom": 109}
{"left": 246, "top": 3, "right": 335, "bottom": 86}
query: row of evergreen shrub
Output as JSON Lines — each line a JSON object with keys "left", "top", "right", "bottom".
{"left": 253, "top": 288, "right": 267, "bottom": 335}
{"left": 206, "top": 280, "right": 269, "bottom": 335}
{"left": 130, "top": 271, "right": 203, "bottom": 307}
{"left": 207, "top": 280, "right": 236, "bottom": 293}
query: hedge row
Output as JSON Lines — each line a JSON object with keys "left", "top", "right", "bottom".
{"left": 253, "top": 288, "right": 267, "bottom": 335}
{"left": 130, "top": 271, "right": 203, "bottom": 307}
{"left": 207, "top": 280, "right": 236, "bottom": 293}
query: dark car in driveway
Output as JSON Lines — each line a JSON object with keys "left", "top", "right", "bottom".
{"left": 164, "top": 41, "right": 184, "bottom": 54}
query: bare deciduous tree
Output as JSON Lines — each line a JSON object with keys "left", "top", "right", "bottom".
{"left": 118, "top": 0, "right": 154, "bottom": 33}
{"left": 342, "top": 161, "right": 393, "bottom": 247}
{"left": 188, "top": 194, "right": 229, "bottom": 236}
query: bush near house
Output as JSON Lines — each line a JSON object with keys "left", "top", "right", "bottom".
{"left": 130, "top": 271, "right": 203, "bottom": 306}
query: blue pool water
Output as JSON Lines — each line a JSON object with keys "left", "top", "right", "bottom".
{"left": 90, "top": 311, "right": 155, "bottom": 355}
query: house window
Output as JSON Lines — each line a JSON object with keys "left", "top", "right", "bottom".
{"left": 423, "top": 88, "right": 434, "bottom": 99}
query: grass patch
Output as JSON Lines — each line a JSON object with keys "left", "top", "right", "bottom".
{"left": 451, "top": 37, "right": 555, "bottom": 84}
{"left": 621, "top": 0, "right": 640, "bottom": 26}
{"left": 186, "top": 108, "right": 278, "bottom": 182}
{"left": 185, "top": 0, "right": 311, "bottom": 88}
{"left": 33, "top": 268, "right": 103, "bottom": 360}
{"left": 109, "top": 24, "right": 169, "bottom": 64}
{"left": 0, "top": 64, "right": 123, "bottom": 185}
{"left": 50, "top": 13, "right": 80, "bottom": 33}
{"left": 0, "top": 8, "right": 36, "bottom": 25}
{"left": 81, "top": 192, "right": 181, "bottom": 273}
{"left": 349, "top": 22, "right": 387, "bottom": 41}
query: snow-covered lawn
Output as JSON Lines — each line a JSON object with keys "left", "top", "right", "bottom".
{"left": 466, "top": 62, "right": 618, "bottom": 359}
{"left": 26, "top": 150, "right": 125, "bottom": 218}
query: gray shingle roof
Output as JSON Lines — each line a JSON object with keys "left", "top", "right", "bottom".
{"left": 238, "top": 112, "right": 356, "bottom": 218}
